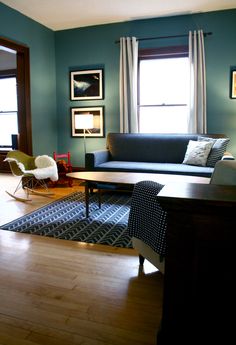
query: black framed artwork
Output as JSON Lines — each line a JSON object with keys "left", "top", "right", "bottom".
{"left": 70, "top": 69, "right": 103, "bottom": 100}
{"left": 230, "top": 69, "right": 236, "bottom": 99}
{"left": 71, "top": 106, "right": 104, "bottom": 137}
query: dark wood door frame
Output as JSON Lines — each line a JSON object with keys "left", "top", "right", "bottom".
{"left": 0, "top": 36, "right": 32, "bottom": 155}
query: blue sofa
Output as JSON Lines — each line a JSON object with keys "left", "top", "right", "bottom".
{"left": 85, "top": 133, "right": 231, "bottom": 178}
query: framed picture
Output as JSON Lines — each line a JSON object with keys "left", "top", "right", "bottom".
{"left": 230, "top": 69, "right": 236, "bottom": 99}
{"left": 70, "top": 69, "right": 103, "bottom": 100}
{"left": 71, "top": 106, "right": 104, "bottom": 137}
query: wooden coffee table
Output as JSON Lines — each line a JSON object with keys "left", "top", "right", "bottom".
{"left": 67, "top": 171, "right": 210, "bottom": 217}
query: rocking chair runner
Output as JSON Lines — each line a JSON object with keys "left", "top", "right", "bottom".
{"left": 4, "top": 150, "right": 58, "bottom": 201}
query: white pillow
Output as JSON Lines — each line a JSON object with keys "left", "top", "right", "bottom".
{"left": 183, "top": 140, "right": 214, "bottom": 166}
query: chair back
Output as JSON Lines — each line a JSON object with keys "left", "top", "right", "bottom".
{"left": 5, "top": 150, "right": 36, "bottom": 176}
{"left": 53, "top": 152, "right": 71, "bottom": 166}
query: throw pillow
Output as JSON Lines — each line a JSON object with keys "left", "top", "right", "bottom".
{"left": 183, "top": 140, "right": 214, "bottom": 166}
{"left": 198, "top": 136, "right": 230, "bottom": 167}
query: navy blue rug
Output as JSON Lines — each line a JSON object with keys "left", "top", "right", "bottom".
{"left": 1, "top": 192, "right": 133, "bottom": 248}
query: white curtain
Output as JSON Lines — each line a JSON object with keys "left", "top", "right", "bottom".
{"left": 119, "top": 37, "right": 139, "bottom": 133}
{"left": 188, "top": 30, "right": 207, "bottom": 133}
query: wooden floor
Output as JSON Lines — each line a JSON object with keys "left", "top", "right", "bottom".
{"left": 0, "top": 173, "right": 163, "bottom": 345}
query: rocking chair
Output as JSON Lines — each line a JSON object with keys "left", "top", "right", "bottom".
{"left": 4, "top": 150, "right": 58, "bottom": 202}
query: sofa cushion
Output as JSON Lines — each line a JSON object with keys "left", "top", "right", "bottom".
{"left": 183, "top": 140, "right": 214, "bottom": 166}
{"left": 198, "top": 136, "right": 230, "bottom": 167}
{"left": 107, "top": 133, "right": 199, "bottom": 164}
{"left": 94, "top": 161, "right": 213, "bottom": 177}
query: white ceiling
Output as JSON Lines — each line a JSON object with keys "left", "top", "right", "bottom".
{"left": 2, "top": 0, "right": 236, "bottom": 31}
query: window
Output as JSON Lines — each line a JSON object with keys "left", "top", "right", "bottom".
{"left": 138, "top": 46, "right": 189, "bottom": 133}
{"left": 0, "top": 36, "right": 32, "bottom": 158}
{"left": 0, "top": 76, "right": 18, "bottom": 149}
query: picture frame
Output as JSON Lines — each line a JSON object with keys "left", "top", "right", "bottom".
{"left": 70, "top": 69, "right": 103, "bottom": 100}
{"left": 71, "top": 106, "right": 104, "bottom": 137}
{"left": 230, "top": 69, "right": 236, "bottom": 99}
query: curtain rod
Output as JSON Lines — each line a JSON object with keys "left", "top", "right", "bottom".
{"left": 115, "top": 32, "right": 212, "bottom": 44}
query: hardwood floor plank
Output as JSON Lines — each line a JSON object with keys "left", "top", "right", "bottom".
{"left": 0, "top": 315, "right": 105, "bottom": 345}
{"left": 0, "top": 173, "right": 163, "bottom": 345}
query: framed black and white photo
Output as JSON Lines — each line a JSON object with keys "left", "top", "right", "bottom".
{"left": 70, "top": 69, "right": 103, "bottom": 100}
{"left": 230, "top": 69, "right": 236, "bottom": 99}
{"left": 71, "top": 106, "right": 104, "bottom": 137}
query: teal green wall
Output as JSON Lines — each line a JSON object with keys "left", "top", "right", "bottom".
{"left": 1, "top": 3, "right": 236, "bottom": 166}
{"left": 0, "top": 3, "right": 57, "bottom": 156}
{"left": 55, "top": 24, "right": 122, "bottom": 166}
{"left": 55, "top": 9, "right": 236, "bottom": 166}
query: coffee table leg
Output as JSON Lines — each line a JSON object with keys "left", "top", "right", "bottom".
{"left": 85, "top": 182, "right": 89, "bottom": 218}
{"left": 98, "top": 189, "right": 102, "bottom": 209}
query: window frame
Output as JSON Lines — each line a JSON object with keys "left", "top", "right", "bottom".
{"left": 0, "top": 37, "right": 31, "bottom": 172}
{"left": 0, "top": 36, "right": 32, "bottom": 155}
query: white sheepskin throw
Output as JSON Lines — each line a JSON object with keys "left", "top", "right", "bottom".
{"left": 26, "top": 155, "right": 59, "bottom": 181}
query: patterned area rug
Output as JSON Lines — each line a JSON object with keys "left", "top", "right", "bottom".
{"left": 1, "top": 192, "right": 133, "bottom": 248}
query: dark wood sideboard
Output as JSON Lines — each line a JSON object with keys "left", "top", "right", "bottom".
{"left": 157, "top": 183, "right": 236, "bottom": 344}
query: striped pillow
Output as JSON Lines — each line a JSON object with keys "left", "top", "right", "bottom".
{"left": 198, "top": 136, "right": 230, "bottom": 167}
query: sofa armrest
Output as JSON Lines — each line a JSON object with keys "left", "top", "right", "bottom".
{"left": 210, "top": 160, "right": 236, "bottom": 185}
{"left": 222, "top": 151, "right": 235, "bottom": 160}
{"left": 85, "top": 150, "right": 110, "bottom": 170}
